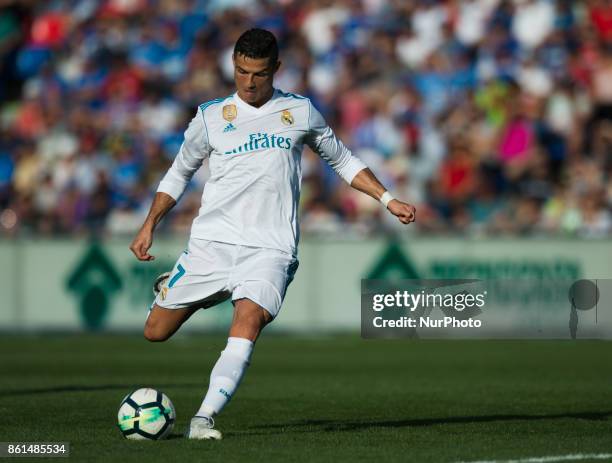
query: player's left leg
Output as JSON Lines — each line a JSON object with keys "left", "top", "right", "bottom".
{"left": 228, "top": 297, "right": 273, "bottom": 341}
{"left": 186, "top": 246, "right": 298, "bottom": 440}
{"left": 186, "top": 299, "right": 272, "bottom": 440}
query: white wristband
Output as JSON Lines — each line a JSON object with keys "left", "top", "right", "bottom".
{"left": 380, "top": 191, "right": 394, "bottom": 208}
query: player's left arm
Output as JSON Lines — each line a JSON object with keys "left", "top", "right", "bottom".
{"left": 304, "top": 101, "right": 416, "bottom": 225}
{"left": 350, "top": 168, "right": 416, "bottom": 224}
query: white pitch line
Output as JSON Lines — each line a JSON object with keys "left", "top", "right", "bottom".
{"left": 455, "top": 453, "right": 612, "bottom": 463}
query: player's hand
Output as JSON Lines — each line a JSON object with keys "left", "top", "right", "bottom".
{"left": 387, "top": 200, "right": 416, "bottom": 225}
{"left": 130, "top": 226, "right": 155, "bottom": 261}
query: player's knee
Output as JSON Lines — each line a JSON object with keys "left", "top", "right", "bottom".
{"left": 232, "top": 309, "right": 271, "bottom": 337}
{"left": 143, "top": 322, "right": 170, "bottom": 342}
{"left": 238, "top": 308, "right": 270, "bottom": 327}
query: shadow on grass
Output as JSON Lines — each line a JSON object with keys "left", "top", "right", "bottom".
{"left": 240, "top": 410, "right": 612, "bottom": 435}
{"left": 0, "top": 383, "right": 202, "bottom": 397}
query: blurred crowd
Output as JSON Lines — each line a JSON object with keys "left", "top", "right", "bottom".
{"left": 0, "top": 0, "right": 611, "bottom": 239}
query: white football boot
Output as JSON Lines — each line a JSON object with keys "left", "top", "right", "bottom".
{"left": 152, "top": 272, "right": 171, "bottom": 296}
{"left": 185, "top": 416, "right": 222, "bottom": 440}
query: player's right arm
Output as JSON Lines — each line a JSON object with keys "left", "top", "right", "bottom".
{"left": 130, "top": 192, "right": 176, "bottom": 261}
{"left": 130, "top": 108, "right": 211, "bottom": 261}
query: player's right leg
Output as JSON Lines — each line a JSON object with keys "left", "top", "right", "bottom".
{"left": 143, "top": 239, "right": 232, "bottom": 342}
{"left": 143, "top": 304, "right": 199, "bottom": 342}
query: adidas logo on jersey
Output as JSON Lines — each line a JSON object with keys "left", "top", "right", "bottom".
{"left": 223, "top": 123, "right": 236, "bottom": 132}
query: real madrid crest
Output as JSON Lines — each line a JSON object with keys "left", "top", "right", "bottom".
{"left": 222, "top": 104, "right": 237, "bottom": 122}
{"left": 281, "top": 109, "right": 294, "bottom": 126}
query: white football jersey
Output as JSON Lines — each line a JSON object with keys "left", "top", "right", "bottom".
{"left": 157, "top": 89, "right": 366, "bottom": 256}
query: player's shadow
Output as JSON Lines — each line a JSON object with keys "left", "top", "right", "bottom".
{"left": 245, "top": 410, "right": 612, "bottom": 435}
{"left": 0, "top": 383, "right": 203, "bottom": 397}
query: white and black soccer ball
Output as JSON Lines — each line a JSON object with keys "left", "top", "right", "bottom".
{"left": 117, "top": 388, "right": 176, "bottom": 440}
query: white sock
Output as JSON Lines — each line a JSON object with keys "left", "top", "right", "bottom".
{"left": 196, "top": 337, "right": 254, "bottom": 418}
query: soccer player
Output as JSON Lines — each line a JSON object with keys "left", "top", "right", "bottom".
{"left": 129, "top": 28, "right": 416, "bottom": 440}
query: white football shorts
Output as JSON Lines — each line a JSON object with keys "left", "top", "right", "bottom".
{"left": 153, "top": 239, "right": 299, "bottom": 318}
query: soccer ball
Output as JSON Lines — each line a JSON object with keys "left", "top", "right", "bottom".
{"left": 117, "top": 388, "right": 176, "bottom": 440}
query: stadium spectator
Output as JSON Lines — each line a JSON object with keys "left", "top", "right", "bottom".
{"left": 0, "top": 0, "right": 610, "bottom": 239}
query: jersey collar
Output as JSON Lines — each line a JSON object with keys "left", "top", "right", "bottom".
{"left": 233, "top": 88, "right": 279, "bottom": 114}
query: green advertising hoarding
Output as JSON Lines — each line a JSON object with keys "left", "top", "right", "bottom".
{"left": 0, "top": 238, "right": 610, "bottom": 334}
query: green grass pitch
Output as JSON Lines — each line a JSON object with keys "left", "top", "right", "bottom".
{"left": 0, "top": 335, "right": 611, "bottom": 462}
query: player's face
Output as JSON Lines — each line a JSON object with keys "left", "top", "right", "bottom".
{"left": 233, "top": 53, "right": 280, "bottom": 107}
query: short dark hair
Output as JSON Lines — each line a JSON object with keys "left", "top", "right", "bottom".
{"left": 234, "top": 28, "right": 279, "bottom": 65}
